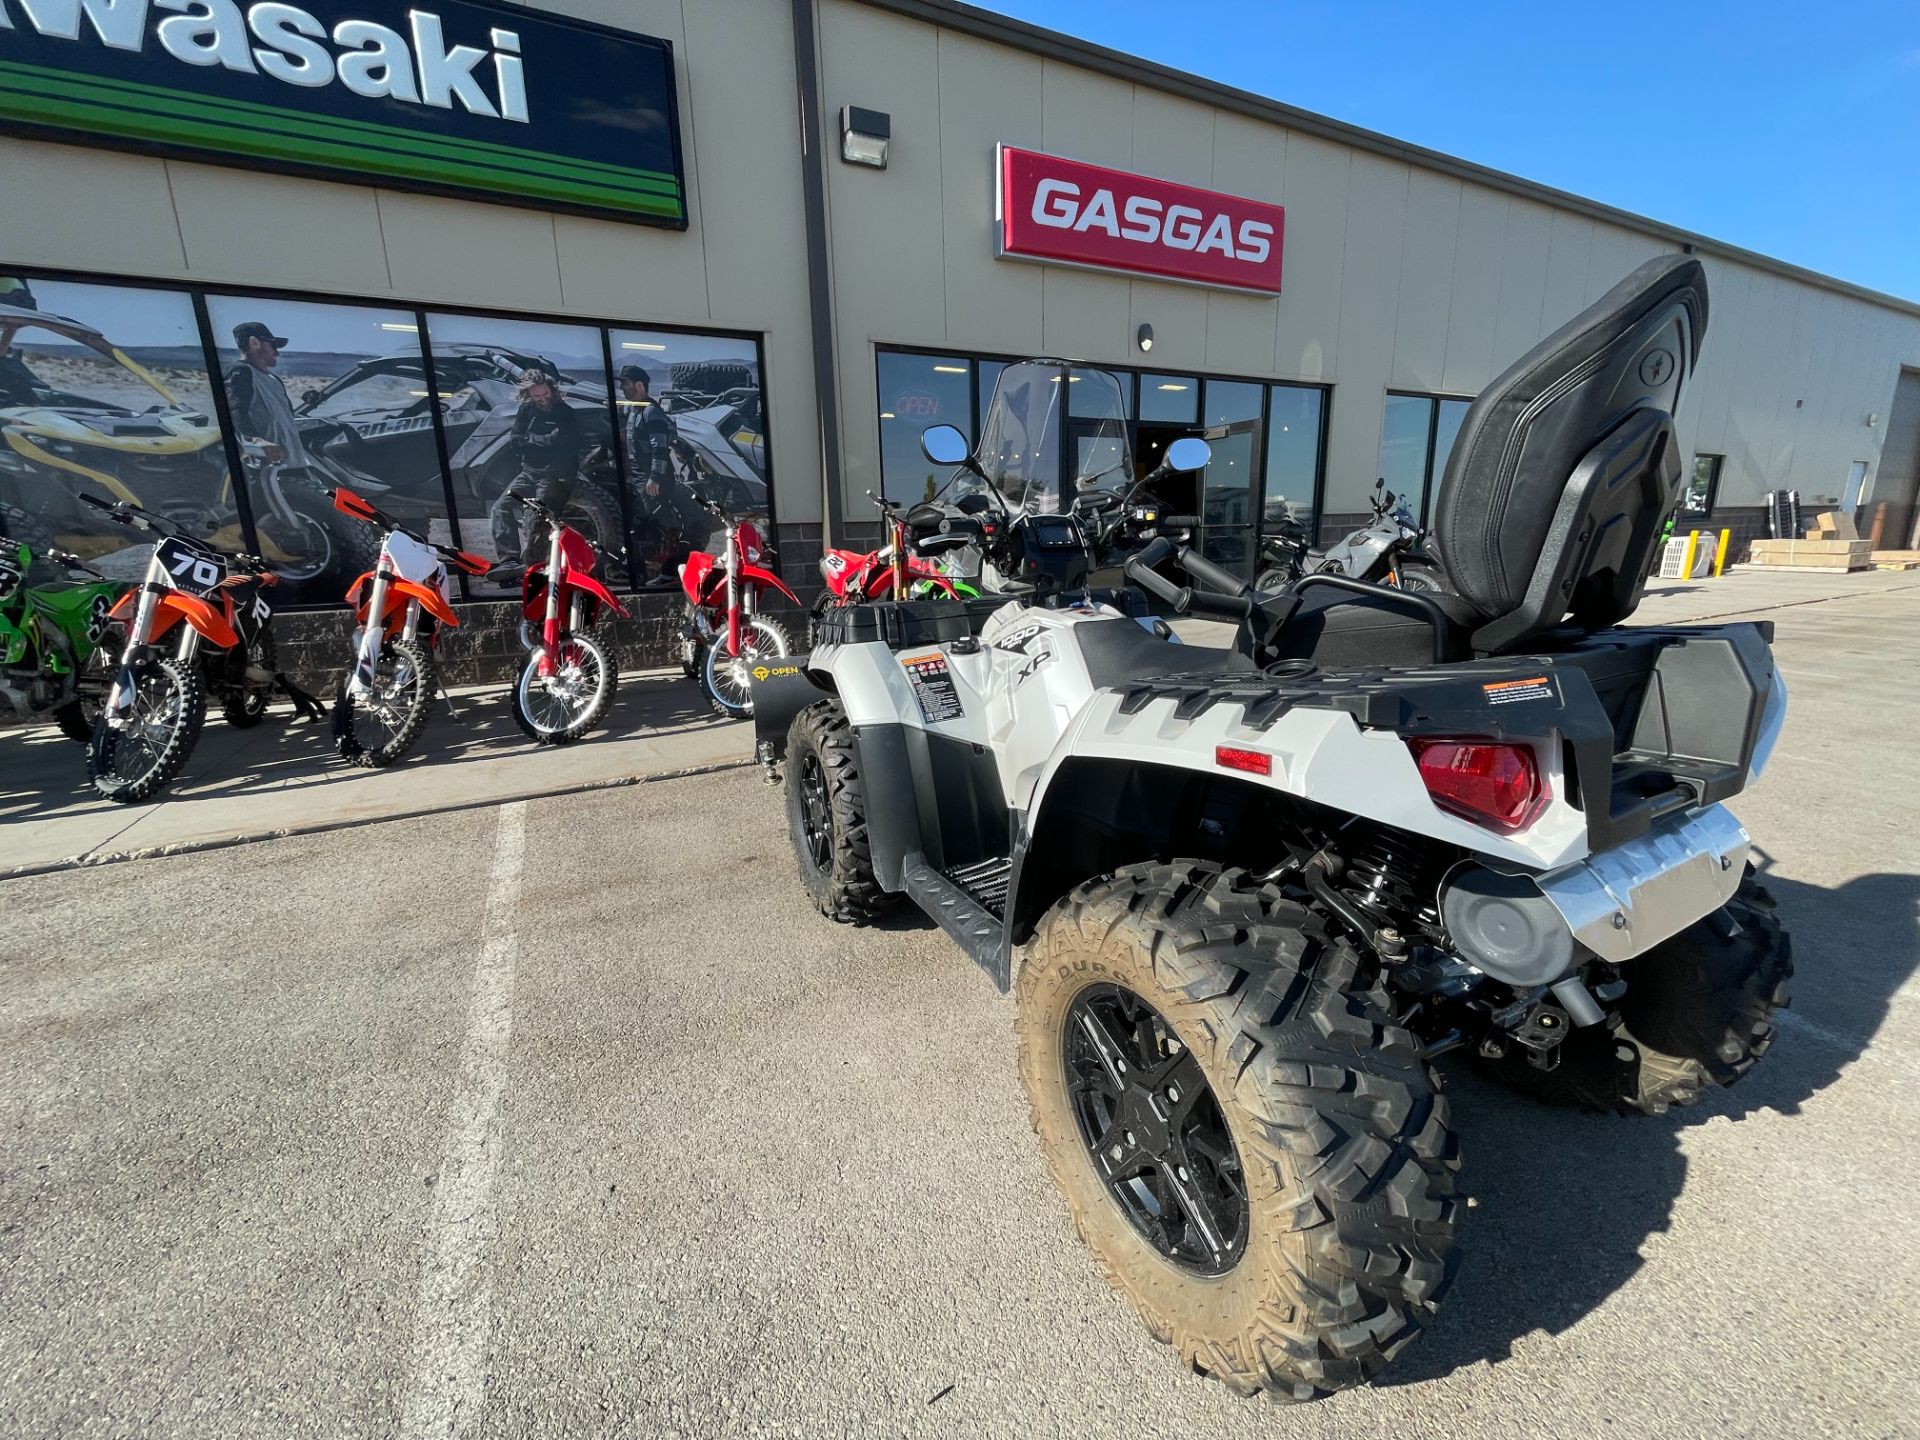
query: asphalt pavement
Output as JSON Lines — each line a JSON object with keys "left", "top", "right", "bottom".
{"left": 2, "top": 571, "right": 1917, "bottom": 1438}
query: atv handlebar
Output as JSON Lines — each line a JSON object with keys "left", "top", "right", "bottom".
{"left": 1123, "top": 536, "right": 1255, "bottom": 622}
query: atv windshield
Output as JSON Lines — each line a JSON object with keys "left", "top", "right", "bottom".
{"left": 966, "top": 361, "right": 1132, "bottom": 514}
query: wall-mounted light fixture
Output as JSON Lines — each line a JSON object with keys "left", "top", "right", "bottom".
{"left": 1867, "top": 412, "right": 1879, "bottom": 428}
{"left": 1136, "top": 323, "right": 1154, "bottom": 353}
{"left": 840, "top": 106, "right": 890, "bottom": 169}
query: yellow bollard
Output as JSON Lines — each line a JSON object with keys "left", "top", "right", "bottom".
{"left": 1680, "top": 529, "right": 1700, "bottom": 579}
{"left": 1712, "top": 528, "right": 1731, "bottom": 577}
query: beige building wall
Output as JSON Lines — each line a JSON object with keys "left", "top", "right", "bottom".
{"left": 815, "top": 0, "right": 1920, "bottom": 522}
{"left": 0, "top": 0, "right": 824, "bottom": 525}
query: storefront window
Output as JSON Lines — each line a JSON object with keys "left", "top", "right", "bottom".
{"left": 877, "top": 352, "right": 973, "bottom": 504}
{"left": 610, "top": 328, "right": 766, "bottom": 582}
{"left": 204, "top": 294, "right": 440, "bottom": 607}
{"left": 423, "top": 312, "right": 624, "bottom": 595}
{"left": 1349, "top": 391, "right": 1471, "bottom": 542}
{"left": 1263, "top": 386, "right": 1324, "bottom": 536}
{"left": 1681, "top": 454, "right": 1721, "bottom": 517}
{"left": 1139, "top": 373, "right": 1199, "bottom": 425}
{"left": 1200, "top": 380, "right": 1263, "bottom": 569}
{"left": 1433, "top": 398, "right": 1470, "bottom": 486}
{"left": 0, "top": 277, "right": 233, "bottom": 584}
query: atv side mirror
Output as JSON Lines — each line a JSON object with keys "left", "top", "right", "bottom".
{"left": 1163, "top": 437, "right": 1211, "bottom": 473}
{"left": 920, "top": 425, "right": 970, "bottom": 466}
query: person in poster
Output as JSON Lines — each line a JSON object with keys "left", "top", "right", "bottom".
{"left": 224, "top": 321, "right": 315, "bottom": 472}
{"left": 488, "top": 368, "right": 582, "bottom": 577}
{"left": 618, "top": 364, "right": 699, "bottom": 586}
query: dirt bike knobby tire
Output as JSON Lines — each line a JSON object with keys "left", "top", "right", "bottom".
{"left": 784, "top": 699, "right": 898, "bottom": 923}
{"left": 1016, "top": 861, "right": 1460, "bottom": 1400}
{"left": 333, "top": 635, "right": 436, "bottom": 768}
{"left": 87, "top": 656, "right": 207, "bottom": 803}
{"left": 1481, "top": 871, "right": 1792, "bottom": 1115}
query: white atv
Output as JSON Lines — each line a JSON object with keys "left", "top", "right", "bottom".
{"left": 755, "top": 257, "right": 1791, "bottom": 1399}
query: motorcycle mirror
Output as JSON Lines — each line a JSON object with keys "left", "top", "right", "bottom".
{"left": 919, "top": 425, "right": 970, "bottom": 466}
{"left": 1163, "top": 437, "right": 1212, "bottom": 473}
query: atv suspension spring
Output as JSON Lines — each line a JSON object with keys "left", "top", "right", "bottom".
{"left": 1339, "top": 822, "right": 1453, "bottom": 935}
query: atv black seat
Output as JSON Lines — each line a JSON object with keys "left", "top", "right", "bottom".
{"left": 1431, "top": 254, "right": 1708, "bottom": 654}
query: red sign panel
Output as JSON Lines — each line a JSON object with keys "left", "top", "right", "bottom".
{"left": 996, "top": 144, "right": 1285, "bottom": 295}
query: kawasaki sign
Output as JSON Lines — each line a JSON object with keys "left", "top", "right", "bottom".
{"left": 0, "top": 0, "right": 686, "bottom": 226}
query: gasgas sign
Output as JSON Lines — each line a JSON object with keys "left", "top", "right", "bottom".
{"left": 0, "top": 0, "right": 686, "bottom": 226}
{"left": 996, "top": 144, "right": 1284, "bottom": 294}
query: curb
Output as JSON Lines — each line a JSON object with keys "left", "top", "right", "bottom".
{"left": 1, "top": 756, "right": 760, "bottom": 882}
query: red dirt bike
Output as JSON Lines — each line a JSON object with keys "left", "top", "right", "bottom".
{"left": 509, "top": 493, "right": 629, "bottom": 745}
{"left": 328, "top": 486, "right": 490, "bottom": 768}
{"left": 678, "top": 495, "right": 797, "bottom": 719}
{"left": 808, "top": 490, "right": 974, "bottom": 642}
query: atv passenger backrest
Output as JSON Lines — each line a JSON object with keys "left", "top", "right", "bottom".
{"left": 1431, "top": 255, "right": 1708, "bottom": 654}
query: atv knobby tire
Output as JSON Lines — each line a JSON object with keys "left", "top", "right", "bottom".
{"left": 1016, "top": 862, "right": 1459, "bottom": 1399}
{"left": 784, "top": 700, "right": 896, "bottom": 923}
{"left": 1484, "top": 872, "right": 1792, "bottom": 1115}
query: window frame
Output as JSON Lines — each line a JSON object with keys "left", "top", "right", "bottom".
{"left": 1378, "top": 389, "right": 1476, "bottom": 530}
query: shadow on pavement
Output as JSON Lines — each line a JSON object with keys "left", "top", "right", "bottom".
{"left": 1384, "top": 862, "right": 1917, "bottom": 1385}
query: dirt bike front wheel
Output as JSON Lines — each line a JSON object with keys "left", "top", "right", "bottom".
{"left": 88, "top": 656, "right": 207, "bottom": 803}
{"left": 512, "top": 629, "right": 619, "bottom": 746}
{"left": 334, "top": 635, "right": 436, "bottom": 768}
{"left": 1252, "top": 567, "right": 1294, "bottom": 594}
{"left": 701, "top": 615, "right": 791, "bottom": 719}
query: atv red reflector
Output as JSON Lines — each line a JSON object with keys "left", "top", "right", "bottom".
{"left": 1215, "top": 745, "right": 1271, "bottom": 776}
{"left": 1410, "top": 739, "right": 1544, "bottom": 831}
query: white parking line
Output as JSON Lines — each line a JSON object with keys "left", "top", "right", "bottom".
{"left": 400, "top": 800, "right": 527, "bottom": 1439}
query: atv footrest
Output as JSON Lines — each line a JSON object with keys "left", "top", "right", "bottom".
{"left": 943, "top": 856, "right": 1012, "bottom": 919}
{"left": 902, "top": 853, "right": 1009, "bottom": 990}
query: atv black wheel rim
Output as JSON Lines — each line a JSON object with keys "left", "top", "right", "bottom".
{"left": 1063, "top": 983, "right": 1248, "bottom": 1276}
{"left": 796, "top": 749, "right": 832, "bottom": 871}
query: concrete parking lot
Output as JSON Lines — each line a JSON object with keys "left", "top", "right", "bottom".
{"left": 2, "top": 570, "right": 1917, "bottom": 1438}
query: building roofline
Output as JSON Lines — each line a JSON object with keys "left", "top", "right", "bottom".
{"left": 857, "top": 0, "right": 1920, "bottom": 320}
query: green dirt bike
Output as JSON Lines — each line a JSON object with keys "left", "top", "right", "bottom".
{"left": 0, "top": 540, "right": 125, "bottom": 742}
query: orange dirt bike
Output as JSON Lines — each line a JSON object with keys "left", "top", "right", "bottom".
{"left": 509, "top": 492, "right": 630, "bottom": 744}
{"left": 79, "top": 492, "right": 314, "bottom": 802}
{"left": 328, "top": 486, "right": 491, "bottom": 768}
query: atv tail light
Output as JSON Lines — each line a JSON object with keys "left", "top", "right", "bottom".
{"left": 1409, "top": 739, "right": 1544, "bottom": 831}
{"left": 1215, "top": 745, "right": 1271, "bottom": 777}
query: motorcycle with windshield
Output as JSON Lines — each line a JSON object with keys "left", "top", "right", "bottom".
{"left": 510, "top": 492, "right": 629, "bottom": 744}
{"left": 80, "top": 493, "right": 298, "bottom": 801}
{"left": 1254, "top": 477, "right": 1445, "bottom": 593}
{"left": 0, "top": 539, "right": 124, "bottom": 741}
{"left": 678, "top": 495, "right": 797, "bottom": 718}
{"left": 327, "top": 485, "right": 490, "bottom": 767}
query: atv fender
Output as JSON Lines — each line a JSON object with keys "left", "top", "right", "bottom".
{"left": 749, "top": 658, "right": 830, "bottom": 763}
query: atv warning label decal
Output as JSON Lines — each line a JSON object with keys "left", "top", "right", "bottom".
{"left": 900, "top": 651, "right": 965, "bottom": 724}
{"left": 1482, "top": 676, "right": 1553, "bottom": 706}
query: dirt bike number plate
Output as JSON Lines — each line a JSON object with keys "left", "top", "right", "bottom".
{"left": 156, "top": 538, "right": 225, "bottom": 597}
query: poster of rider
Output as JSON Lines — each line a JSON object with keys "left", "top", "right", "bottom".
{"left": 201, "top": 294, "right": 438, "bottom": 608}
{"left": 0, "top": 275, "right": 236, "bottom": 579}
{"left": 606, "top": 328, "right": 767, "bottom": 587}
{"left": 418, "top": 312, "right": 623, "bottom": 598}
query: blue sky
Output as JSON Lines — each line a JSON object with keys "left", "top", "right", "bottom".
{"left": 977, "top": 1, "right": 1920, "bottom": 302}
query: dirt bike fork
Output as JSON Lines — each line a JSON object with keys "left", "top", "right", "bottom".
{"left": 105, "top": 552, "right": 168, "bottom": 725}
{"left": 349, "top": 567, "right": 391, "bottom": 699}
{"left": 537, "top": 521, "right": 564, "bottom": 679}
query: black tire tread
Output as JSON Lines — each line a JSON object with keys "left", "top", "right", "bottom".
{"left": 785, "top": 699, "right": 896, "bottom": 923}
{"left": 87, "top": 656, "right": 206, "bottom": 803}
{"left": 53, "top": 700, "right": 92, "bottom": 744}
{"left": 333, "top": 635, "right": 436, "bottom": 768}
{"left": 1016, "top": 861, "right": 1460, "bottom": 1400}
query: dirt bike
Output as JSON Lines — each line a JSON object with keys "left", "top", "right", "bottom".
{"left": 327, "top": 486, "right": 490, "bottom": 767}
{"left": 80, "top": 493, "right": 308, "bottom": 802}
{"left": 509, "top": 492, "right": 629, "bottom": 745}
{"left": 809, "top": 490, "right": 982, "bottom": 642}
{"left": 678, "top": 495, "right": 797, "bottom": 719}
{"left": 753, "top": 261, "right": 1792, "bottom": 1399}
{"left": 0, "top": 539, "right": 125, "bottom": 742}
{"left": 1254, "top": 477, "right": 1445, "bottom": 593}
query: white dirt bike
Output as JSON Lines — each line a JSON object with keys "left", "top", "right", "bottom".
{"left": 753, "top": 259, "right": 1792, "bottom": 1399}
